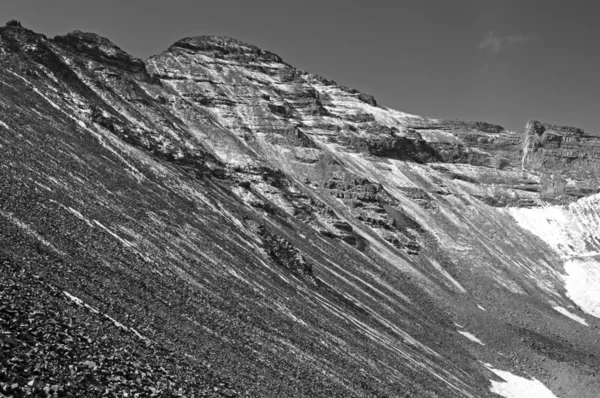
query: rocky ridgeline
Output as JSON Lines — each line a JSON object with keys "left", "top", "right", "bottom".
{"left": 54, "top": 30, "right": 147, "bottom": 74}
{"left": 3, "top": 20, "right": 600, "bottom": 398}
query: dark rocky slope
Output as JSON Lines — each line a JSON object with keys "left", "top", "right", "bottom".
{"left": 1, "top": 21, "right": 600, "bottom": 397}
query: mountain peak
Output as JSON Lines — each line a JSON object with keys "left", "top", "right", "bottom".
{"left": 0, "top": 20, "right": 49, "bottom": 55}
{"left": 169, "top": 35, "right": 283, "bottom": 63}
{"left": 5, "top": 20, "right": 23, "bottom": 28}
{"left": 2, "top": 22, "right": 600, "bottom": 398}
{"left": 53, "top": 30, "right": 146, "bottom": 73}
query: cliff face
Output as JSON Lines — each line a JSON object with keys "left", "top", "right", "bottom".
{"left": 522, "top": 120, "right": 600, "bottom": 203}
{"left": 1, "top": 22, "right": 600, "bottom": 397}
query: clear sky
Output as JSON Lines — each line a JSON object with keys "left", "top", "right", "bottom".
{"left": 2, "top": 0, "right": 599, "bottom": 133}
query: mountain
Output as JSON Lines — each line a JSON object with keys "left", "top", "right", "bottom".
{"left": 1, "top": 20, "right": 599, "bottom": 397}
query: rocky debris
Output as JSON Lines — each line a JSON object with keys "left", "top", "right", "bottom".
{"left": 0, "top": 258, "right": 242, "bottom": 398}
{"left": 3, "top": 22, "right": 600, "bottom": 398}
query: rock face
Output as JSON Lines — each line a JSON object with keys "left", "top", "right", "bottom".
{"left": 54, "top": 30, "right": 148, "bottom": 74}
{"left": 1, "top": 21, "right": 600, "bottom": 397}
{"left": 522, "top": 120, "right": 600, "bottom": 203}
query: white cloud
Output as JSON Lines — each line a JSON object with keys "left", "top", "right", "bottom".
{"left": 479, "top": 32, "right": 537, "bottom": 55}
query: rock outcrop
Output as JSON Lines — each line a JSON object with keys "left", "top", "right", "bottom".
{"left": 1, "top": 21, "right": 600, "bottom": 398}
{"left": 522, "top": 120, "right": 600, "bottom": 202}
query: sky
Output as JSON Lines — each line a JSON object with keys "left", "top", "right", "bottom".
{"left": 1, "top": 0, "right": 599, "bottom": 133}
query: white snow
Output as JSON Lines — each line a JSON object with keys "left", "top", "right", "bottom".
{"left": 129, "top": 327, "right": 148, "bottom": 341}
{"left": 508, "top": 195, "right": 600, "bottom": 319}
{"left": 93, "top": 220, "right": 134, "bottom": 248}
{"left": 0, "top": 209, "right": 66, "bottom": 256}
{"left": 32, "top": 87, "right": 62, "bottom": 111}
{"left": 66, "top": 206, "right": 94, "bottom": 227}
{"left": 63, "top": 291, "right": 83, "bottom": 306}
{"left": 563, "top": 258, "right": 600, "bottom": 318}
{"left": 552, "top": 306, "right": 589, "bottom": 326}
{"left": 103, "top": 314, "right": 149, "bottom": 342}
{"left": 457, "top": 330, "right": 485, "bottom": 346}
{"left": 103, "top": 314, "right": 128, "bottom": 330}
{"left": 63, "top": 291, "right": 99, "bottom": 314}
{"left": 429, "top": 259, "right": 467, "bottom": 293}
{"left": 64, "top": 291, "right": 149, "bottom": 342}
{"left": 508, "top": 194, "right": 600, "bottom": 258}
{"left": 484, "top": 364, "right": 558, "bottom": 398}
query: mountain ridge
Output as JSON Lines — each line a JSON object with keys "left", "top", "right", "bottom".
{"left": 1, "top": 20, "right": 600, "bottom": 397}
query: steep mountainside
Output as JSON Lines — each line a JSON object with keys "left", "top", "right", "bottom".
{"left": 1, "top": 21, "right": 600, "bottom": 397}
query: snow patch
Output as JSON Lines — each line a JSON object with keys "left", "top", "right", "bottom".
{"left": 508, "top": 196, "right": 600, "bottom": 319}
{"left": 457, "top": 330, "right": 485, "bottom": 346}
{"left": 429, "top": 259, "right": 467, "bottom": 293}
{"left": 32, "top": 87, "right": 62, "bottom": 110}
{"left": 64, "top": 290, "right": 149, "bottom": 342}
{"left": 66, "top": 206, "right": 94, "bottom": 227}
{"left": 93, "top": 220, "right": 135, "bottom": 247}
{"left": 63, "top": 291, "right": 99, "bottom": 314}
{"left": 63, "top": 291, "right": 83, "bottom": 306}
{"left": 104, "top": 314, "right": 127, "bottom": 330}
{"left": 508, "top": 195, "right": 600, "bottom": 258}
{"left": 485, "top": 364, "right": 558, "bottom": 398}
{"left": 552, "top": 306, "right": 589, "bottom": 326}
{"left": 563, "top": 258, "right": 600, "bottom": 318}
{"left": 0, "top": 210, "right": 66, "bottom": 256}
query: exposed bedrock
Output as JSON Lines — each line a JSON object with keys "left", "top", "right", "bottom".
{"left": 523, "top": 120, "right": 600, "bottom": 203}
{"left": 3, "top": 21, "right": 600, "bottom": 397}
{"left": 54, "top": 30, "right": 148, "bottom": 75}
